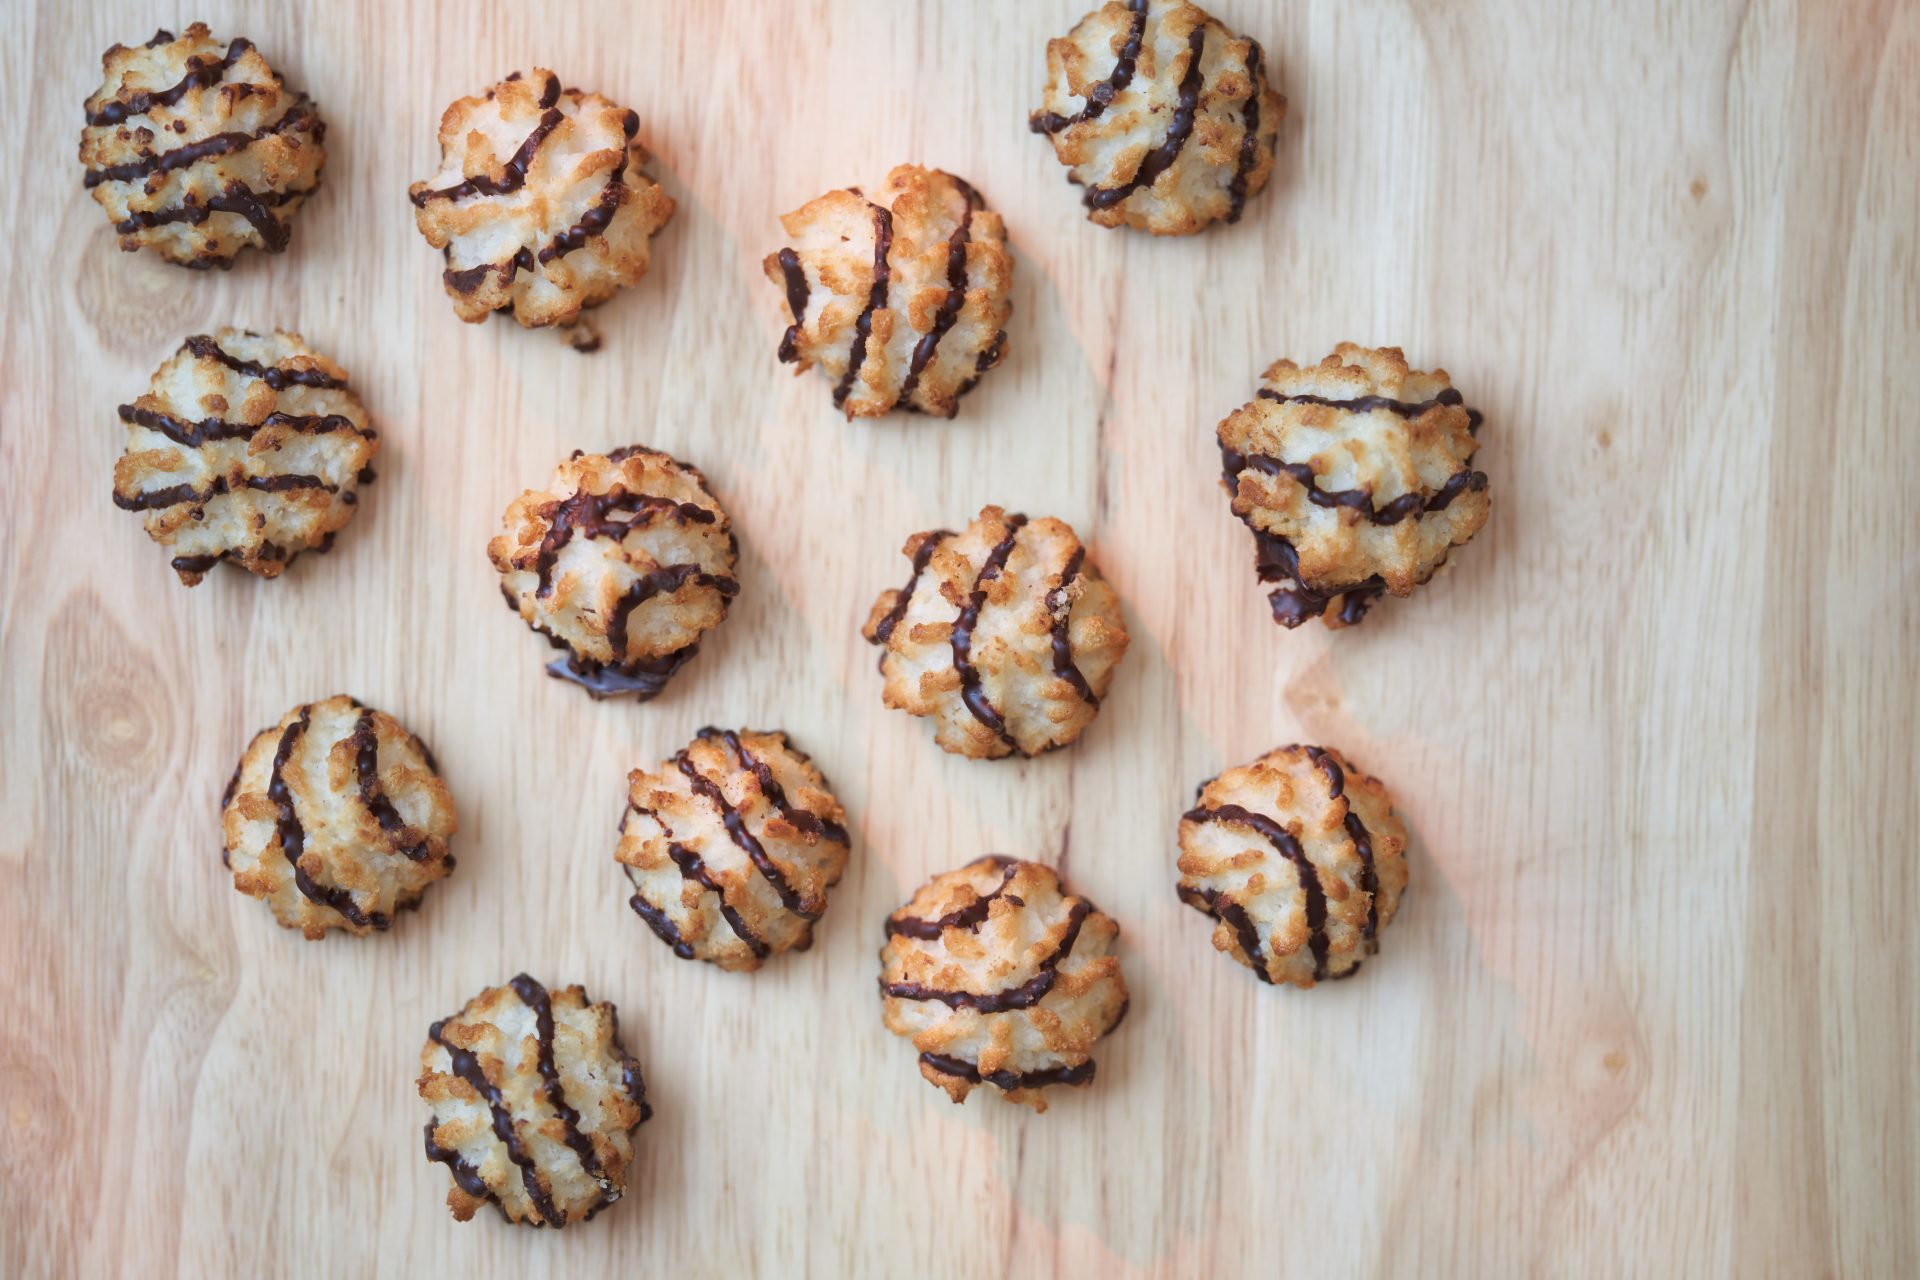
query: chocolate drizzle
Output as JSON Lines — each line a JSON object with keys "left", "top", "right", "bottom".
{"left": 1304, "top": 747, "right": 1381, "bottom": 943}
{"left": 446, "top": 246, "right": 533, "bottom": 295}
{"left": 626, "top": 876, "right": 697, "bottom": 959}
{"left": 1045, "top": 545, "right": 1099, "bottom": 706}
{"left": 1182, "top": 802, "right": 1328, "bottom": 979}
{"left": 898, "top": 181, "right": 982, "bottom": 409}
{"left": 882, "top": 900, "right": 1090, "bottom": 1012}
{"left": 114, "top": 472, "right": 336, "bottom": 513}
{"left": 1226, "top": 40, "right": 1265, "bottom": 223}
{"left": 352, "top": 709, "right": 429, "bottom": 862}
{"left": 1221, "top": 443, "right": 1487, "bottom": 526}
{"left": 832, "top": 203, "right": 894, "bottom": 408}
{"left": 539, "top": 146, "right": 629, "bottom": 263}
{"left": 950, "top": 514, "right": 1029, "bottom": 750}
{"left": 1258, "top": 385, "right": 1486, "bottom": 433}
{"left": 84, "top": 103, "right": 320, "bottom": 188}
{"left": 709, "top": 728, "right": 851, "bottom": 846}
{"left": 665, "top": 840, "right": 770, "bottom": 960}
{"left": 1085, "top": 25, "right": 1207, "bottom": 210}
{"left": 919, "top": 1052, "right": 1096, "bottom": 1092}
{"left": 268, "top": 709, "right": 385, "bottom": 931}
{"left": 869, "top": 530, "right": 952, "bottom": 657}
{"left": 428, "top": 1015, "right": 563, "bottom": 1226}
{"left": 411, "top": 79, "right": 563, "bottom": 206}
{"left": 87, "top": 37, "right": 255, "bottom": 126}
{"left": 885, "top": 856, "right": 1019, "bottom": 940}
{"left": 675, "top": 746, "right": 822, "bottom": 919}
{"left": 775, "top": 248, "right": 809, "bottom": 362}
{"left": 506, "top": 974, "right": 615, "bottom": 1202}
{"left": 118, "top": 403, "right": 364, "bottom": 448}
{"left": 183, "top": 334, "right": 346, "bottom": 389}
{"left": 529, "top": 484, "right": 716, "bottom": 598}
{"left": 1030, "top": 0, "right": 1148, "bottom": 134}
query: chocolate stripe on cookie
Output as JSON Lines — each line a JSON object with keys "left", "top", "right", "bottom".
{"left": 1029, "top": 0, "right": 1148, "bottom": 134}
{"left": 269, "top": 709, "right": 385, "bottom": 930}
{"left": 950, "top": 513, "right": 1029, "bottom": 751}
{"left": 119, "top": 404, "right": 364, "bottom": 448}
{"left": 1085, "top": 25, "right": 1206, "bottom": 210}
{"left": 87, "top": 36, "right": 255, "bottom": 126}
{"left": 625, "top": 864, "right": 697, "bottom": 959}
{"left": 832, "top": 202, "right": 894, "bottom": 408}
{"left": 1226, "top": 39, "right": 1265, "bottom": 224}
{"left": 507, "top": 975, "right": 612, "bottom": 1192}
{"left": 1304, "top": 748, "right": 1381, "bottom": 944}
{"left": 84, "top": 103, "right": 320, "bottom": 188}
{"left": 882, "top": 899, "right": 1091, "bottom": 1011}
{"left": 1259, "top": 385, "right": 1486, "bottom": 432}
{"left": 898, "top": 189, "right": 976, "bottom": 407}
{"left": 869, "top": 530, "right": 953, "bottom": 654}
{"left": 710, "top": 729, "right": 851, "bottom": 846}
{"left": 530, "top": 487, "right": 716, "bottom": 597}
{"left": 1183, "top": 802, "right": 1328, "bottom": 978}
{"left": 918, "top": 1052, "right": 1096, "bottom": 1092}
{"left": 539, "top": 146, "right": 630, "bottom": 264}
{"left": 775, "top": 248, "right": 809, "bottom": 363}
{"left": 1045, "top": 545, "right": 1099, "bottom": 706}
{"left": 352, "top": 709, "right": 429, "bottom": 863}
{"left": 411, "top": 79, "right": 563, "bottom": 205}
{"left": 184, "top": 333, "right": 346, "bottom": 389}
{"left": 665, "top": 840, "right": 771, "bottom": 960}
{"left": 429, "top": 1016, "right": 564, "bottom": 1225}
{"left": 675, "top": 746, "right": 823, "bottom": 919}
{"left": 885, "top": 855, "right": 1019, "bottom": 940}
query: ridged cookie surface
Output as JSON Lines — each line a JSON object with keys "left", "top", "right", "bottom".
{"left": 1218, "top": 344, "right": 1490, "bottom": 628}
{"left": 863, "top": 506, "right": 1129, "bottom": 759}
{"left": 222, "top": 695, "right": 455, "bottom": 939}
{"left": 1179, "top": 744, "right": 1409, "bottom": 986}
{"left": 114, "top": 328, "right": 377, "bottom": 585}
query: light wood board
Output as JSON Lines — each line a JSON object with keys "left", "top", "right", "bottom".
{"left": 3, "top": 0, "right": 1917, "bottom": 1275}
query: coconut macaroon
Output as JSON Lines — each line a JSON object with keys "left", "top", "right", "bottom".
{"left": 1029, "top": 1, "right": 1283, "bottom": 235}
{"left": 222, "top": 695, "right": 456, "bottom": 939}
{"left": 880, "top": 857, "right": 1128, "bottom": 1112}
{"left": 489, "top": 447, "right": 738, "bottom": 700}
{"left": 862, "top": 506, "right": 1129, "bottom": 760}
{"left": 113, "top": 329, "right": 377, "bottom": 585}
{"left": 1179, "top": 744, "right": 1410, "bottom": 987}
{"left": 80, "top": 24, "right": 327, "bottom": 267}
{"left": 420, "top": 975, "right": 651, "bottom": 1227}
{"left": 1218, "top": 344, "right": 1491, "bottom": 629}
{"left": 767, "top": 165, "right": 1013, "bottom": 418}
{"left": 409, "top": 69, "right": 674, "bottom": 334}
{"left": 617, "top": 727, "right": 852, "bottom": 972}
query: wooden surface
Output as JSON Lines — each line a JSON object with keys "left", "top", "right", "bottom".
{"left": 3, "top": 0, "right": 1916, "bottom": 1275}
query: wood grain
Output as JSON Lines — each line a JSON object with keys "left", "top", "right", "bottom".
{"left": 3, "top": 1, "right": 1916, "bottom": 1275}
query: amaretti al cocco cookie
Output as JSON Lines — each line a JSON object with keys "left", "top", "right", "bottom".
{"left": 1178, "top": 744, "right": 1409, "bottom": 986}
{"left": 862, "top": 506, "right": 1129, "bottom": 760}
{"left": 1218, "top": 344, "right": 1490, "bottom": 629}
{"left": 767, "top": 165, "right": 1012, "bottom": 418}
{"left": 113, "top": 328, "right": 377, "bottom": 585}
{"left": 489, "top": 447, "right": 738, "bottom": 700}
{"left": 880, "top": 857, "right": 1129, "bottom": 1112}
{"left": 420, "top": 975, "right": 651, "bottom": 1227}
{"left": 80, "top": 24, "right": 326, "bottom": 267}
{"left": 1030, "top": 1, "right": 1283, "bottom": 235}
{"left": 222, "top": 695, "right": 456, "bottom": 939}
{"left": 410, "top": 69, "right": 674, "bottom": 332}
{"left": 617, "top": 727, "right": 852, "bottom": 971}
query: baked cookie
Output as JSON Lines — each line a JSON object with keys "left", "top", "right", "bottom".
{"left": 862, "top": 506, "right": 1128, "bottom": 759}
{"left": 222, "top": 695, "right": 456, "bottom": 939}
{"left": 617, "top": 727, "right": 852, "bottom": 971}
{"left": 410, "top": 69, "right": 674, "bottom": 332}
{"left": 880, "top": 857, "right": 1128, "bottom": 1112}
{"left": 420, "top": 975, "right": 651, "bottom": 1227}
{"left": 1218, "top": 344, "right": 1490, "bottom": 628}
{"left": 1030, "top": 1, "right": 1282, "bottom": 235}
{"left": 767, "top": 165, "right": 1013, "bottom": 418}
{"left": 1178, "top": 744, "right": 1409, "bottom": 986}
{"left": 489, "top": 447, "right": 738, "bottom": 699}
{"left": 113, "top": 328, "right": 377, "bottom": 585}
{"left": 80, "top": 24, "right": 326, "bottom": 267}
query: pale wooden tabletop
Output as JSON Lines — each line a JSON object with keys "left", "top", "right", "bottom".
{"left": 3, "top": 1, "right": 1916, "bottom": 1276}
